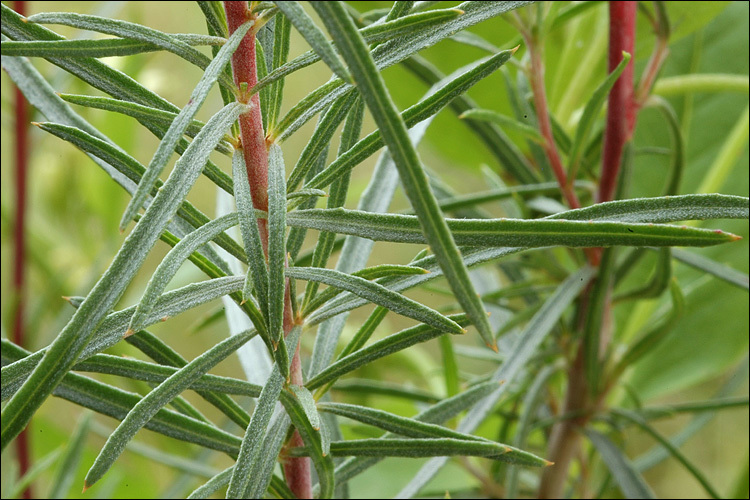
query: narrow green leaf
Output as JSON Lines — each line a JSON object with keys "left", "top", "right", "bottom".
{"left": 1, "top": 3, "right": 178, "bottom": 112}
{"left": 119, "top": 21, "right": 251, "bottom": 230}
{"left": 289, "top": 385, "right": 321, "bottom": 431}
{"left": 286, "top": 207, "right": 742, "bottom": 248}
{"left": 228, "top": 326, "right": 302, "bottom": 498}
{"left": 268, "top": 144, "right": 288, "bottom": 349}
{"left": 336, "top": 306, "right": 389, "bottom": 360}
{"left": 255, "top": 7, "right": 463, "bottom": 100}
{"left": 286, "top": 91, "right": 357, "bottom": 190}
{"left": 26, "top": 12, "right": 234, "bottom": 89}
{"left": 287, "top": 267, "right": 464, "bottom": 334}
{"left": 306, "top": 314, "right": 470, "bottom": 391}
{"left": 438, "top": 335, "right": 460, "bottom": 397}
{"left": 301, "top": 49, "right": 516, "bottom": 194}
{"left": 460, "top": 108, "right": 543, "bottom": 142}
{"left": 71, "top": 353, "right": 261, "bottom": 397}
{"left": 233, "top": 149, "right": 269, "bottom": 317}
{"left": 505, "top": 365, "right": 558, "bottom": 498}
{"left": 273, "top": 1, "right": 351, "bottom": 82}
{"left": 302, "top": 97, "right": 364, "bottom": 312}
{"left": 1, "top": 33, "right": 225, "bottom": 57}
{"left": 187, "top": 466, "right": 233, "bottom": 499}
{"left": 653, "top": 73, "right": 749, "bottom": 96}
{"left": 197, "top": 0, "right": 228, "bottom": 37}
{"left": 397, "top": 267, "right": 595, "bottom": 497}
{"left": 672, "top": 248, "right": 749, "bottom": 291}
{"left": 47, "top": 412, "right": 92, "bottom": 499}
{"left": 1, "top": 102, "right": 245, "bottom": 452}
{"left": 586, "top": 429, "right": 656, "bottom": 499}
{"left": 311, "top": 1, "right": 495, "bottom": 349}
{"left": 10, "top": 448, "right": 64, "bottom": 499}
{"left": 280, "top": 388, "right": 335, "bottom": 498}
{"left": 129, "top": 213, "right": 240, "bottom": 333}
{"left": 59, "top": 94, "right": 234, "bottom": 155}
{"left": 291, "top": 437, "right": 518, "bottom": 460}
{"left": 616, "top": 248, "right": 672, "bottom": 301}
{"left": 568, "top": 51, "right": 631, "bottom": 180}
{"left": 331, "top": 378, "right": 439, "bottom": 404}
{"left": 638, "top": 397, "right": 749, "bottom": 420}
{"left": 1, "top": 342, "right": 243, "bottom": 457}
{"left": 326, "top": 380, "right": 500, "bottom": 489}
{"left": 267, "top": 11, "right": 291, "bottom": 130}
{"left": 611, "top": 409, "right": 721, "bottom": 499}
{"left": 84, "top": 329, "right": 257, "bottom": 488}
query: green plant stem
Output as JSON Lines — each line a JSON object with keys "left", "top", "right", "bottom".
{"left": 224, "top": 3, "right": 310, "bottom": 497}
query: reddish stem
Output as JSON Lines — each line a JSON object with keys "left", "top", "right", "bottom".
{"left": 224, "top": 3, "right": 311, "bottom": 497}
{"left": 598, "top": 1, "right": 636, "bottom": 203}
{"left": 13, "top": 1, "right": 32, "bottom": 498}
{"left": 527, "top": 45, "right": 581, "bottom": 211}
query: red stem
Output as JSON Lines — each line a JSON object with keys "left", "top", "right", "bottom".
{"left": 598, "top": 1, "right": 636, "bottom": 203}
{"left": 13, "top": 1, "right": 32, "bottom": 498}
{"left": 224, "top": 3, "right": 311, "bottom": 497}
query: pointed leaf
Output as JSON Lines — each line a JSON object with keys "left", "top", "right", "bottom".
{"left": 286, "top": 267, "right": 464, "bottom": 334}
{"left": 586, "top": 429, "right": 656, "bottom": 499}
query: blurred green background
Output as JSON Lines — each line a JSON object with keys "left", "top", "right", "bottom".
{"left": 1, "top": 1, "right": 747, "bottom": 498}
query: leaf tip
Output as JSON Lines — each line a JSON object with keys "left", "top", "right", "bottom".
{"left": 123, "top": 328, "right": 135, "bottom": 338}
{"left": 544, "top": 460, "right": 555, "bottom": 467}
{"left": 30, "top": 121, "right": 41, "bottom": 128}
{"left": 452, "top": 9, "right": 465, "bottom": 15}
{"left": 510, "top": 44, "right": 521, "bottom": 55}
{"left": 487, "top": 341, "right": 499, "bottom": 353}
{"left": 82, "top": 481, "right": 91, "bottom": 493}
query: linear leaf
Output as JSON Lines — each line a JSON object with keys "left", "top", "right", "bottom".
{"left": 397, "top": 267, "right": 595, "bottom": 497}
{"left": 1, "top": 100, "right": 244, "bottom": 452}
{"left": 268, "top": 144, "right": 288, "bottom": 347}
{"left": 58, "top": 94, "right": 233, "bottom": 155}
{"left": 586, "top": 429, "right": 656, "bottom": 499}
{"left": 286, "top": 267, "right": 464, "bottom": 334}
{"left": 325, "top": 381, "right": 500, "bottom": 490}
{"left": 120, "top": 21, "right": 251, "bottom": 229}
{"left": 129, "top": 213, "right": 241, "bottom": 333}
{"left": 568, "top": 51, "right": 631, "bottom": 180}
{"left": 273, "top": 1, "right": 351, "bottom": 82}
{"left": 83, "top": 329, "right": 257, "bottom": 488}
{"left": 71, "top": 353, "right": 261, "bottom": 397}
{"left": 331, "top": 378, "right": 439, "bottom": 404}
{"left": 460, "top": 108, "right": 543, "bottom": 142}
{"left": 256, "top": 7, "right": 463, "bottom": 97}
{"left": 280, "top": 388, "right": 335, "bottom": 498}
{"left": 228, "top": 326, "right": 302, "bottom": 498}
{"left": 267, "top": 11, "right": 291, "bottom": 130}
{"left": 26, "top": 12, "right": 234, "bottom": 88}
{"left": 312, "top": 1, "right": 495, "bottom": 349}
{"left": 286, "top": 208, "right": 741, "bottom": 247}
{"left": 291, "top": 438, "right": 517, "bottom": 460}
{"left": 304, "top": 265, "right": 427, "bottom": 317}
{"left": 1, "top": 341, "right": 243, "bottom": 456}
{"left": 0, "top": 33, "right": 225, "bottom": 57}
{"left": 611, "top": 409, "right": 721, "bottom": 499}
{"left": 47, "top": 411, "right": 92, "bottom": 499}
{"left": 306, "top": 314, "right": 470, "bottom": 391}
{"left": 300, "top": 48, "right": 515, "bottom": 194}
{"left": 302, "top": 96, "right": 364, "bottom": 311}
{"left": 286, "top": 91, "right": 357, "bottom": 191}
{"left": 672, "top": 248, "right": 749, "bottom": 291}
{"left": 1, "top": 277, "right": 245, "bottom": 400}
{"left": 233, "top": 149, "right": 269, "bottom": 317}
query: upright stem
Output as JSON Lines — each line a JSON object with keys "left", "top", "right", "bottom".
{"left": 598, "top": 1, "right": 636, "bottom": 203}
{"left": 224, "top": 3, "right": 311, "bottom": 497}
{"left": 540, "top": 5, "right": 637, "bottom": 497}
{"left": 13, "top": 2, "right": 32, "bottom": 498}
